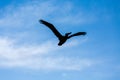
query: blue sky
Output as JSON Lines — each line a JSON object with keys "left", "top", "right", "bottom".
{"left": 0, "top": 0, "right": 120, "bottom": 80}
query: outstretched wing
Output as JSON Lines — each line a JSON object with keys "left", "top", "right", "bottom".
{"left": 68, "top": 32, "right": 86, "bottom": 38}
{"left": 39, "top": 19, "right": 63, "bottom": 39}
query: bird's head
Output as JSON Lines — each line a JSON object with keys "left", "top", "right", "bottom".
{"left": 65, "top": 32, "right": 72, "bottom": 37}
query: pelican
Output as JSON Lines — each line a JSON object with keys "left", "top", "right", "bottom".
{"left": 39, "top": 19, "right": 86, "bottom": 46}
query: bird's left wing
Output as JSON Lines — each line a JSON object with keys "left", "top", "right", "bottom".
{"left": 39, "top": 19, "right": 63, "bottom": 39}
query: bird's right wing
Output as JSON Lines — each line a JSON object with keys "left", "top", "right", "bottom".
{"left": 39, "top": 20, "right": 63, "bottom": 39}
{"left": 68, "top": 32, "right": 86, "bottom": 38}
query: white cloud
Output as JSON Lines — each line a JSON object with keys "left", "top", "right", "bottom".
{"left": 54, "top": 12, "right": 96, "bottom": 25}
{"left": 0, "top": 0, "right": 95, "bottom": 29}
{"left": 0, "top": 1, "right": 57, "bottom": 28}
{"left": 0, "top": 37, "right": 92, "bottom": 70}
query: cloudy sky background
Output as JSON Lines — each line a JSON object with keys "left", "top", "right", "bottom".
{"left": 0, "top": 0, "right": 120, "bottom": 80}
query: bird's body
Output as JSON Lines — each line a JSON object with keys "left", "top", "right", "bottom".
{"left": 39, "top": 19, "right": 86, "bottom": 46}
{"left": 58, "top": 35, "right": 68, "bottom": 46}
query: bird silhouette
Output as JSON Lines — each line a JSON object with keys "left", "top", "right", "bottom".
{"left": 39, "top": 19, "right": 86, "bottom": 46}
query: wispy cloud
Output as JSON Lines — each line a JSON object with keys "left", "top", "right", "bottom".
{"left": 0, "top": 1, "right": 95, "bottom": 28}
{"left": 0, "top": 1, "right": 56, "bottom": 28}
{"left": 0, "top": 37, "right": 92, "bottom": 70}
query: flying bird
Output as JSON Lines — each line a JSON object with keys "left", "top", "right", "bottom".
{"left": 39, "top": 19, "right": 86, "bottom": 46}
